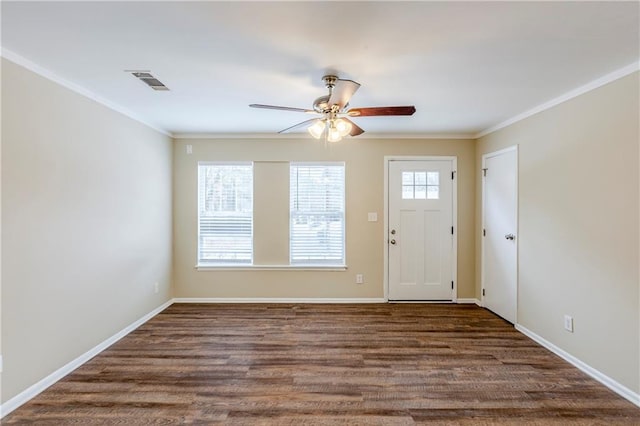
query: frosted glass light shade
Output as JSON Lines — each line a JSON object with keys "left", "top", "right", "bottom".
{"left": 327, "top": 126, "right": 342, "bottom": 142}
{"left": 308, "top": 120, "right": 325, "bottom": 139}
{"left": 335, "top": 118, "right": 352, "bottom": 137}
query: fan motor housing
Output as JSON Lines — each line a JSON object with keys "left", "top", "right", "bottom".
{"left": 313, "top": 95, "right": 330, "bottom": 113}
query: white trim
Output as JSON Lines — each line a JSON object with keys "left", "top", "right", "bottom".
{"left": 173, "top": 297, "right": 385, "bottom": 304}
{"left": 388, "top": 300, "right": 455, "bottom": 304}
{"left": 482, "top": 145, "right": 518, "bottom": 160}
{"left": 383, "top": 156, "right": 390, "bottom": 302}
{"left": 195, "top": 265, "right": 347, "bottom": 271}
{"left": 0, "top": 300, "right": 173, "bottom": 418}
{"left": 481, "top": 146, "right": 518, "bottom": 323}
{"left": 384, "top": 156, "right": 458, "bottom": 303}
{"left": 173, "top": 132, "right": 474, "bottom": 140}
{"left": 451, "top": 157, "right": 458, "bottom": 303}
{"left": 197, "top": 160, "right": 253, "bottom": 166}
{"left": 456, "top": 298, "right": 481, "bottom": 305}
{"left": 516, "top": 324, "right": 640, "bottom": 408}
{"left": 0, "top": 48, "right": 172, "bottom": 137}
{"left": 475, "top": 61, "right": 640, "bottom": 138}
{"left": 384, "top": 155, "right": 458, "bottom": 162}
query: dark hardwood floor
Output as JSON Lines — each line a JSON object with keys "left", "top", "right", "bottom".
{"left": 4, "top": 303, "right": 640, "bottom": 424}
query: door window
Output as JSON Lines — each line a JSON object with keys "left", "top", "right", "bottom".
{"left": 402, "top": 171, "right": 439, "bottom": 199}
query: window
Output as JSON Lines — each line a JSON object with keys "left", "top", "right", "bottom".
{"left": 290, "top": 163, "right": 345, "bottom": 265}
{"left": 402, "top": 171, "right": 439, "bottom": 199}
{"left": 198, "top": 163, "right": 253, "bottom": 264}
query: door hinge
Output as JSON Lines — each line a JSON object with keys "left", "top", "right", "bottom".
{"left": 451, "top": 281, "right": 454, "bottom": 290}
{"left": 482, "top": 288, "right": 485, "bottom": 296}
{"left": 451, "top": 171, "right": 456, "bottom": 180}
{"left": 451, "top": 226, "right": 454, "bottom": 235}
{"left": 483, "top": 228, "right": 486, "bottom": 237}
{"left": 482, "top": 168, "right": 488, "bottom": 177}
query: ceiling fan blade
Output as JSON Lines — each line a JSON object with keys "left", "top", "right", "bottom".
{"left": 347, "top": 106, "right": 416, "bottom": 117}
{"left": 344, "top": 118, "right": 365, "bottom": 136}
{"left": 250, "top": 104, "right": 315, "bottom": 114}
{"left": 328, "top": 79, "right": 361, "bottom": 110}
{"left": 278, "top": 118, "right": 320, "bottom": 134}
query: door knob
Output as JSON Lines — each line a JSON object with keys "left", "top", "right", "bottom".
{"left": 390, "top": 239, "right": 396, "bottom": 245}
{"left": 505, "top": 234, "right": 515, "bottom": 240}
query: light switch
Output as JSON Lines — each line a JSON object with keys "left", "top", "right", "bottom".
{"left": 368, "top": 212, "right": 378, "bottom": 222}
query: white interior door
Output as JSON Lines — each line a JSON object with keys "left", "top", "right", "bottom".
{"left": 482, "top": 147, "right": 518, "bottom": 323}
{"left": 388, "top": 159, "right": 455, "bottom": 301}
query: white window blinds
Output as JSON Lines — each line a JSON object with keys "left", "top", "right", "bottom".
{"left": 290, "top": 163, "right": 345, "bottom": 265}
{"left": 198, "top": 163, "right": 253, "bottom": 264}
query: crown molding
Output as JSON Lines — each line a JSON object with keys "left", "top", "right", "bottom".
{"left": 1, "top": 48, "right": 172, "bottom": 137}
{"left": 5, "top": 45, "right": 635, "bottom": 142}
{"left": 475, "top": 61, "right": 640, "bottom": 139}
{"left": 172, "top": 132, "right": 475, "bottom": 140}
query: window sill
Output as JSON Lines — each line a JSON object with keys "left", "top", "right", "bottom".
{"left": 195, "top": 264, "right": 347, "bottom": 271}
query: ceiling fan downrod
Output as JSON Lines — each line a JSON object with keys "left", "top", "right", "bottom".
{"left": 322, "top": 75, "right": 338, "bottom": 90}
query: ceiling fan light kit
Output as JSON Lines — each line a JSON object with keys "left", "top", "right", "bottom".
{"left": 250, "top": 74, "right": 416, "bottom": 142}
{"left": 309, "top": 115, "right": 353, "bottom": 142}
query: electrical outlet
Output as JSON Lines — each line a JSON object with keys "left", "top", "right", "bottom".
{"left": 356, "top": 274, "right": 364, "bottom": 284}
{"left": 564, "top": 315, "right": 574, "bottom": 332}
{"left": 154, "top": 282, "right": 159, "bottom": 294}
{"left": 186, "top": 144, "right": 193, "bottom": 154}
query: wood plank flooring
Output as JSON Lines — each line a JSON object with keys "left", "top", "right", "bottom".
{"left": 4, "top": 303, "right": 640, "bottom": 424}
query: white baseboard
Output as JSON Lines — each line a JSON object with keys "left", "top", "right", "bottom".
{"left": 5, "top": 299, "right": 637, "bottom": 418}
{"left": 515, "top": 324, "right": 640, "bottom": 407}
{"left": 173, "top": 297, "right": 386, "bottom": 304}
{"left": 456, "top": 298, "right": 481, "bottom": 305}
{"left": 0, "top": 299, "right": 173, "bottom": 418}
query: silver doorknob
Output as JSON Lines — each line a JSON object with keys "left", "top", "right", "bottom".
{"left": 505, "top": 234, "right": 515, "bottom": 240}
{"left": 390, "top": 239, "right": 396, "bottom": 245}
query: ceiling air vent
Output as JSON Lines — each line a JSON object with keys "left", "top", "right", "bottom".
{"left": 127, "top": 70, "right": 169, "bottom": 91}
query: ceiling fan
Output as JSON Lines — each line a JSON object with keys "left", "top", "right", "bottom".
{"left": 249, "top": 75, "right": 416, "bottom": 142}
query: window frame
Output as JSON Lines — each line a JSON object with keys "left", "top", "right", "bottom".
{"left": 289, "top": 161, "right": 346, "bottom": 267}
{"left": 197, "top": 161, "right": 254, "bottom": 266}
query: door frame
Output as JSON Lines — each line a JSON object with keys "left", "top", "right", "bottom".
{"left": 383, "top": 156, "right": 458, "bottom": 302}
{"left": 481, "top": 145, "right": 519, "bottom": 319}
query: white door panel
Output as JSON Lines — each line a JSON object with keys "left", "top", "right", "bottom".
{"left": 388, "top": 159, "right": 455, "bottom": 301}
{"left": 482, "top": 148, "right": 518, "bottom": 323}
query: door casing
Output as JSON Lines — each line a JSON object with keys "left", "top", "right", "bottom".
{"left": 384, "top": 156, "right": 458, "bottom": 302}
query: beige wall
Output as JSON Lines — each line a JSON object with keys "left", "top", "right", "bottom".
{"left": 1, "top": 58, "right": 173, "bottom": 402}
{"left": 3, "top": 45, "right": 636, "bottom": 409}
{"left": 173, "top": 138, "right": 476, "bottom": 299}
{"left": 476, "top": 72, "right": 640, "bottom": 392}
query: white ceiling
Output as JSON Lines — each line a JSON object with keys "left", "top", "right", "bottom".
{"left": 2, "top": 1, "right": 638, "bottom": 137}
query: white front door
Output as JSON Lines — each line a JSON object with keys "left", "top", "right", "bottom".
{"left": 482, "top": 147, "right": 518, "bottom": 323}
{"left": 388, "top": 159, "right": 455, "bottom": 301}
